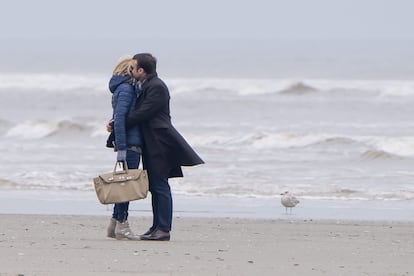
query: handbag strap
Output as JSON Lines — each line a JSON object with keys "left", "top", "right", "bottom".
{"left": 113, "top": 161, "right": 129, "bottom": 175}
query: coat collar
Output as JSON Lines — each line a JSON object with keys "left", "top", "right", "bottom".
{"left": 140, "top": 73, "right": 158, "bottom": 90}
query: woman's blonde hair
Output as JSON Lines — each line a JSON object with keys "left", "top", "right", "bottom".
{"left": 113, "top": 56, "right": 133, "bottom": 76}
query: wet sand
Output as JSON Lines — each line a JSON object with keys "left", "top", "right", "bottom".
{"left": 0, "top": 214, "right": 413, "bottom": 275}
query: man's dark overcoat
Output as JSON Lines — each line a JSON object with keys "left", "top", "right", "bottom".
{"left": 127, "top": 74, "right": 204, "bottom": 178}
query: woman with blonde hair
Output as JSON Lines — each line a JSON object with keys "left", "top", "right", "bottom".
{"left": 106, "top": 56, "right": 143, "bottom": 240}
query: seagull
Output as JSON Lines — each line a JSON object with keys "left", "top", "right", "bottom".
{"left": 280, "top": 191, "right": 300, "bottom": 214}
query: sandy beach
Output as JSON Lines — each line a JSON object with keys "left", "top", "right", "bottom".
{"left": 0, "top": 214, "right": 412, "bottom": 276}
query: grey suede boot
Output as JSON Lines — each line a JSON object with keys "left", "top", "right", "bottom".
{"left": 107, "top": 218, "right": 117, "bottom": 238}
{"left": 115, "top": 221, "right": 140, "bottom": 240}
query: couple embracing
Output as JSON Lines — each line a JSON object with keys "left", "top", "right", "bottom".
{"left": 106, "top": 53, "right": 203, "bottom": 241}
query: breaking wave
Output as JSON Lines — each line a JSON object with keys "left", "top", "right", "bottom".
{"left": 360, "top": 150, "right": 401, "bottom": 160}
{"left": 188, "top": 131, "right": 414, "bottom": 158}
{"left": 1, "top": 73, "right": 414, "bottom": 97}
{"left": 4, "top": 118, "right": 414, "bottom": 159}
{"left": 279, "top": 81, "right": 318, "bottom": 94}
{"left": 0, "top": 73, "right": 107, "bottom": 92}
{"left": 167, "top": 78, "right": 414, "bottom": 97}
{"left": 4, "top": 119, "right": 105, "bottom": 139}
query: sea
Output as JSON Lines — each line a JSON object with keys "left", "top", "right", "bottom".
{"left": 1, "top": 73, "right": 414, "bottom": 221}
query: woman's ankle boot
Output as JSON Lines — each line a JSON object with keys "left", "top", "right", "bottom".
{"left": 115, "top": 221, "right": 140, "bottom": 240}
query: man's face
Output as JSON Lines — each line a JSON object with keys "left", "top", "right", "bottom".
{"left": 130, "top": 59, "right": 144, "bottom": 81}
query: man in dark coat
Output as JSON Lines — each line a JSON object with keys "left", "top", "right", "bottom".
{"left": 127, "top": 53, "right": 204, "bottom": 241}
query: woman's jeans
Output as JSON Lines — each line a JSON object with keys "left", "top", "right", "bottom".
{"left": 112, "top": 150, "right": 140, "bottom": 222}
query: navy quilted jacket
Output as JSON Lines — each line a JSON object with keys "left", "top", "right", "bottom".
{"left": 109, "top": 75, "right": 143, "bottom": 151}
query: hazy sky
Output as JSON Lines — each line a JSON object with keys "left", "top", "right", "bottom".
{"left": 1, "top": 0, "right": 413, "bottom": 78}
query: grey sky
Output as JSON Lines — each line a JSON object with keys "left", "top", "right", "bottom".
{"left": 1, "top": 0, "right": 414, "bottom": 78}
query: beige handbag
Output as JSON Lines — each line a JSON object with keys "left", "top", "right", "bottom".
{"left": 93, "top": 161, "right": 149, "bottom": 204}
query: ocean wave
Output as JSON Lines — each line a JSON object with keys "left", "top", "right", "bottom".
{"left": 188, "top": 131, "right": 414, "bottom": 157}
{"left": 4, "top": 179, "right": 413, "bottom": 201}
{"left": 0, "top": 73, "right": 107, "bottom": 92}
{"left": 246, "top": 133, "right": 363, "bottom": 150}
{"left": 360, "top": 150, "right": 401, "bottom": 160}
{"left": 310, "top": 189, "right": 413, "bottom": 201}
{"left": 296, "top": 189, "right": 414, "bottom": 201}
{"left": 4, "top": 119, "right": 104, "bottom": 139}
{"left": 2, "top": 73, "right": 414, "bottom": 97}
{"left": 172, "top": 185, "right": 414, "bottom": 201}
{"left": 0, "top": 178, "right": 19, "bottom": 188}
{"left": 318, "top": 137, "right": 358, "bottom": 145}
{"left": 4, "top": 118, "right": 414, "bottom": 158}
{"left": 168, "top": 78, "right": 414, "bottom": 97}
{"left": 366, "top": 136, "right": 414, "bottom": 157}
{"left": 279, "top": 81, "right": 318, "bottom": 95}
{"left": 4, "top": 175, "right": 413, "bottom": 201}
{"left": 2, "top": 167, "right": 413, "bottom": 201}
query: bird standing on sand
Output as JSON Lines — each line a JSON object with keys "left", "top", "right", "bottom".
{"left": 280, "top": 191, "right": 300, "bottom": 214}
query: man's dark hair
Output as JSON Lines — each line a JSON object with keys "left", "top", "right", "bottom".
{"left": 133, "top": 53, "right": 157, "bottom": 74}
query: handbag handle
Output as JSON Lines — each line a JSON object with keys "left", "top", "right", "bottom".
{"left": 113, "top": 161, "right": 129, "bottom": 175}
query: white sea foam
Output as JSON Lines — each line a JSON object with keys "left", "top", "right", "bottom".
{"left": 171, "top": 181, "right": 414, "bottom": 201}
{"left": 4, "top": 116, "right": 414, "bottom": 160}
{"left": 250, "top": 132, "right": 335, "bottom": 149}
{"left": 4, "top": 119, "right": 104, "bottom": 139}
{"left": 0, "top": 73, "right": 107, "bottom": 92}
{"left": 6, "top": 121, "right": 58, "bottom": 139}
{"left": 1, "top": 74, "right": 414, "bottom": 203}
{"left": 187, "top": 131, "right": 414, "bottom": 157}
{"left": 169, "top": 78, "right": 414, "bottom": 96}
{"left": 367, "top": 136, "right": 414, "bottom": 157}
{"left": 1, "top": 73, "right": 414, "bottom": 97}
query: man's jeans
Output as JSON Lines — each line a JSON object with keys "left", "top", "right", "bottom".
{"left": 145, "top": 155, "right": 173, "bottom": 232}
